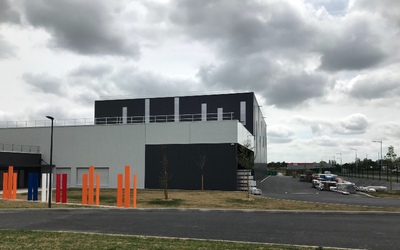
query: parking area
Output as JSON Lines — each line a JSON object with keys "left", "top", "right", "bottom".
{"left": 257, "top": 175, "right": 400, "bottom": 208}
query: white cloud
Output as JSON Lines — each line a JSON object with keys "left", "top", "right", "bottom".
{"left": 268, "top": 125, "right": 295, "bottom": 144}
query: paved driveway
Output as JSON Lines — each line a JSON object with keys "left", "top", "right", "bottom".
{"left": 258, "top": 175, "right": 400, "bottom": 208}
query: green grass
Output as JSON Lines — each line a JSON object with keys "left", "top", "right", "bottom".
{"left": 369, "top": 190, "right": 400, "bottom": 198}
{"left": 148, "top": 198, "right": 183, "bottom": 206}
{"left": 0, "top": 230, "right": 332, "bottom": 250}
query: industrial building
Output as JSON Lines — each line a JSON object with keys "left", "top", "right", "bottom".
{"left": 0, "top": 92, "right": 267, "bottom": 191}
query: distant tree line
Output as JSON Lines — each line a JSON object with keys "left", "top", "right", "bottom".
{"left": 267, "top": 162, "right": 287, "bottom": 169}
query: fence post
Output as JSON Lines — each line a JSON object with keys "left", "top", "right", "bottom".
{"left": 82, "top": 174, "right": 88, "bottom": 205}
{"left": 62, "top": 174, "right": 67, "bottom": 203}
{"left": 124, "top": 166, "right": 130, "bottom": 208}
{"left": 117, "top": 174, "right": 123, "bottom": 207}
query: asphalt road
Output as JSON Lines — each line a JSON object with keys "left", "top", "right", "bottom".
{"left": 1, "top": 208, "right": 400, "bottom": 250}
{"left": 258, "top": 175, "right": 400, "bottom": 208}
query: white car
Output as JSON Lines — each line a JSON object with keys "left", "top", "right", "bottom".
{"left": 249, "top": 187, "right": 262, "bottom": 195}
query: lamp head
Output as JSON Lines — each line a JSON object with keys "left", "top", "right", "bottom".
{"left": 46, "top": 116, "right": 54, "bottom": 120}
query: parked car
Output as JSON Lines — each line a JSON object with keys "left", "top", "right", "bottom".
{"left": 249, "top": 187, "right": 262, "bottom": 195}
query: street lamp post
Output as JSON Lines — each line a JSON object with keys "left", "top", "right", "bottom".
{"left": 373, "top": 140, "right": 383, "bottom": 181}
{"left": 46, "top": 116, "right": 54, "bottom": 208}
{"left": 336, "top": 152, "right": 342, "bottom": 175}
{"left": 351, "top": 149, "right": 357, "bottom": 178}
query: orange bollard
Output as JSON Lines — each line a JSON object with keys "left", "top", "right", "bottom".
{"left": 124, "top": 166, "right": 130, "bottom": 208}
{"left": 89, "top": 166, "right": 94, "bottom": 205}
{"left": 117, "top": 174, "right": 123, "bottom": 207}
{"left": 82, "top": 174, "right": 88, "bottom": 205}
{"left": 96, "top": 174, "right": 100, "bottom": 206}
{"left": 12, "top": 173, "right": 17, "bottom": 200}
{"left": 133, "top": 174, "right": 137, "bottom": 208}
{"left": 3, "top": 173, "right": 8, "bottom": 199}
{"left": 8, "top": 166, "right": 13, "bottom": 199}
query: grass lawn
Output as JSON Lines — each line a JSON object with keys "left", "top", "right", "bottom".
{"left": 0, "top": 230, "right": 337, "bottom": 250}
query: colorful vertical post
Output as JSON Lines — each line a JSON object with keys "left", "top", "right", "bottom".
{"left": 28, "top": 173, "right": 33, "bottom": 201}
{"left": 133, "top": 174, "right": 137, "bottom": 208}
{"left": 96, "top": 174, "right": 100, "bottom": 206}
{"left": 33, "top": 173, "right": 38, "bottom": 201}
{"left": 8, "top": 166, "right": 13, "bottom": 199}
{"left": 12, "top": 173, "right": 17, "bottom": 199}
{"left": 56, "top": 174, "right": 61, "bottom": 203}
{"left": 62, "top": 174, "right": 67, "bottom": 203}
{"left": 89, "top": 166, "right": 94, "bottom": 205}
{"left": 124, "top": 166, "right": 130, "bottom": 208}
{"left": 3, "top": 173, "right": 8, "bottom": 199}
{"left": 117, "top": 174, "right": 123, "bottom": 207}
{"left": 41, "top": 173, "right": 47, "bottom": 202}
{"left": 82, "top": 173, "right": 88, "bottom": 205}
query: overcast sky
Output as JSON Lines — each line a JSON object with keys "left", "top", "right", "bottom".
{"left": 1, "top": 0, "right": 399, "bottom": 164}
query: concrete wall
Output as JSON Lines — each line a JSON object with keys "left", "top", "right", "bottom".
{"left": 0, "top": 120, "right": 244, "bottom": 188}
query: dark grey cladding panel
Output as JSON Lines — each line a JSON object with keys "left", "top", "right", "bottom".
{"left": 94, "top": 92, "right": 255, "bottom": 134}
{"left": 145, "top": 143, "right": 238, "bottom": 191}
{"left": 0, "top": 152, "right": 41, "bottom": 167}
{"left": 177, "top": 92, "right": 254, "bottom": 134}
{"left": 149, "top": 97, "right": 175, "bottom": 116}
{"left": 95, "top": 99, "right": 145, "bottom": 118}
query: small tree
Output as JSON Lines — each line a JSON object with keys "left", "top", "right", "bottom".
{"left": 238, "top": 139, "right": 255, "bottom": 199}
{"left": 385, "top": 145, "right": 397, "bottom": 163}
{"left": 196, "top": 153, "right": 207, "bottom": 191}
{"left": 384, "top": 145, "right": 397, "bottom": 191}
{"left": 159, "top": 148, "right": 169, "bottom": 200}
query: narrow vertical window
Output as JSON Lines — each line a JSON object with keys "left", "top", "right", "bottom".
{"left": 174, "top": 97, "right": 179, "bottom": 122}
{"left": 145, "top": 99, "right": 150, "bottom": 123}
{"left": 122, "top": 107, "right": 127, "bottom": 124}
{"left": 217, "top": 108, "right": 223, "bottom": 121}
{"left": 201, "top": 103, "right": 207, "bottom": 121}
{"left": 240, "top": 101, "right": 246, "bottom": 125}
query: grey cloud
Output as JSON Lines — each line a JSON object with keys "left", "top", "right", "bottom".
{"left": 112, "top": 67, "right": 197, "bottom": 98}
{"left": 311, "top": 124, "right": 322, "bottom": 135}
{"left": 350, "top": 0, "right": 400, "bottom": 27}
{"left": 196, "top": 55, "right": 275, "bottom": 90}
{"left": 312, "top": 136, "right": 338, "bottom": 147}
{"left": 70, "top": 64, "right": 114, "bottom": 78}
{"left": 68, "top": 64, "right": 199, "bottom": 100}
{"left": 197, "top": 55, "right": 330, "bottom": 109}
{"left": 0, "top": 36, "right": 15, "bottom": 59}
{"left": 23, "top": 0, "right": 139, "bottom": 56}
{"left": 382, "top": 123, "right": 400, "bottom": 139}
{"left": 319, "top": 16, "right": 386, "bottom": 72}
{"left": 0, "top": 0, "right": 21, "bottom": 24}
{"left": 348, "top": 70, "right": 400, "bottom": 100}
{"left": 332, "top": 113, "right": 368, "bottom": 135}
{"left": 267, "top": 72, "right": 328, "bottom": 108}
{"left": 169, "top": 0, "right": 319, "bottom": 57}
{"left": 23, "top": 73, "right": 64, "bottom": 95}
{"left": 320, "top": 37, "right": 385, "bottom": 72}
{"left": 268, "top": 126, "right": 294, "bottom": 144}
{"left": 294, "top": 113, "right": 368, "bottom": 135}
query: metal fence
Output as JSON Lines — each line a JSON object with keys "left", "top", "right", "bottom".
{"left": 0, "top": 143, "right": 41, "bottom": 153}
{"left": 340, "top": 164, "right": 400, "bottom": 183}
{"left": 0, "top": 112, "right": 235, "bottom": 128}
